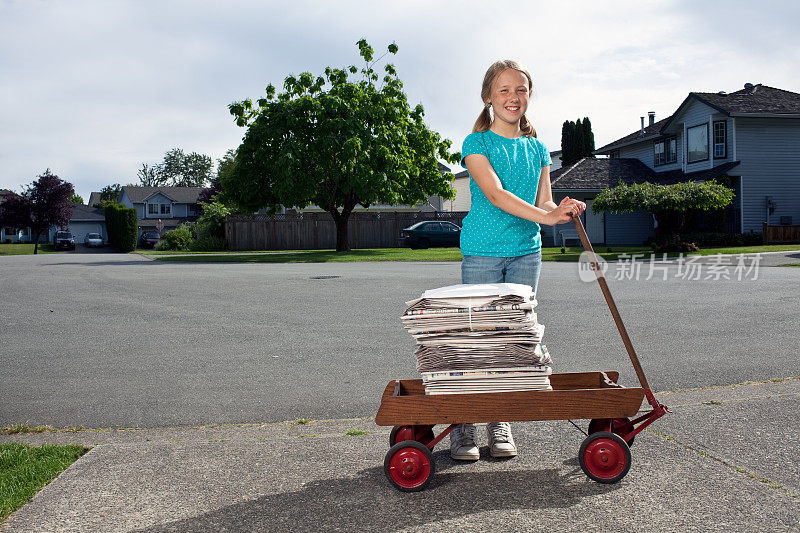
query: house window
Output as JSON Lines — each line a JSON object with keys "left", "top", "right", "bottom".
{"left": 20, "top": 227, "right": 29, "bottom": 236}
{"left": 654, "top": 138, "right": 677, "bottom": 166}
{"left": 148, "top": 203, "right": 159, "bottom": 215}
{"left": 654, "top": 141, "right": 665, "bottom": 166}
{"left": 188, "top": 204, "right": 197, "bottom": 216}
{"left": 687, "top": 124, "right": 709, "bottom": 163}
{"left": 160, "top": 204, "right": 171, "bottom": 215}
{"left": 713, "top": 121, "right": 727, "bottom": 158}
{"left": 3, "top": 227, "right": 14, "bottom": 236}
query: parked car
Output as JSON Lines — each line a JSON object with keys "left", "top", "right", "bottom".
{"left": 139, "top": 232, "right": 161, "bottom": 249}
{"left": 53, "top": 231, "right": 75, "bottom": 250}
{"left": 399, "top": 221, "right": 461, "bottom": 249}
{"left": 84, "top": 232, "right": 104, "bottom": 247}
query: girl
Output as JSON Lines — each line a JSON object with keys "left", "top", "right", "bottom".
{"left": 452, "top": 60, "right": 586, "bottom": 461}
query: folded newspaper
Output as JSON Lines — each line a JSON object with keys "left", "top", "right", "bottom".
{"left": 402, "top": 283, "right": 552, "bottom": 394}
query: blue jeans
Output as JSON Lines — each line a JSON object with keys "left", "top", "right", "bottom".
{"left": 461, "top": 251, "right": 542, "bottom": 296}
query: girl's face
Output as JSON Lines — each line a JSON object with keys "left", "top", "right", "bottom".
{"left": 486, "top": 68, "right": 530, "bottom": 126}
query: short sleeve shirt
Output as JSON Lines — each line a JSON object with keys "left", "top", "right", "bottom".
{"left": 460, "top": 130, "right": 552, "bottom": 257}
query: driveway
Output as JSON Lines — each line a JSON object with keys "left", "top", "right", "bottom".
{"left": 1, "top": 252, "right": 799, "bottom": 429}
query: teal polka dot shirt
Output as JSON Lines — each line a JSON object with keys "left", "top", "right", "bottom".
{"left": 460, "top": 130, "right": 552, "bottom": 257}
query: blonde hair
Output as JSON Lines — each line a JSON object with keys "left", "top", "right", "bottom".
{"left": 472, "top": 60, "right": 536, "bottom": 137}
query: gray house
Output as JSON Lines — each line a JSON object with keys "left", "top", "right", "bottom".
{"left": 545, "top": 83, "right": 800, "bottom": 245}
{"left": 46, "top": 204, "right": 108, "bottom": 243}
{"left": 1, "top": 190, "right": 107, "bottom": 244}
{"left": 118, "top": 186, "right": 203, "bottom": 236}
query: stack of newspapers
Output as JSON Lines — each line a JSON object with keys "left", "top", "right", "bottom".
{"left": 402, "top": 283, "right": 552, "bottom": 395}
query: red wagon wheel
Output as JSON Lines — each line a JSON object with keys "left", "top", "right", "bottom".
{"left": 588, "top": 417, "right": 636, "bottom": 446}
{"left": 389, "top": 425, "right": 435, "bottom": 447}
{"left": 384, "top": 440, "right": 435, "bottom": 492}
{"left": 579, "top": 431, "right": 631, "bottom": 484}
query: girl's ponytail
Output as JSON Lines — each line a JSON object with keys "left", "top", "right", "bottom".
{"left": 520, "top": 115, "right": 537, "bottom": 138}
{"left": 472, "top": 105, "right": 492, "bottom": 133}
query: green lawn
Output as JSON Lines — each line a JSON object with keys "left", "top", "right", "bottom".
{"left": 0, "top": 244, "right": 56, "bottom": 255}
{"left": 0, "top": 442, "right": 89, "bottom": 521}
{"left": 692, "top": 244, "right": 800, "bottom": 255}
{"left": 151, "top": 243, "right": 800, "bottom": 264}
{"left": 152, "top": 246, "right": 653, "bottom": 264}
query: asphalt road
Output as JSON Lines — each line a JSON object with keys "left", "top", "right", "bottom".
{"left": 2, "top": 252, "right": 799, "bottom": 428}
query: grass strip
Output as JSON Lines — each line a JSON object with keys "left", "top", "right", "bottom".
{"left": 0, "top": 442, "right": 89, "bottom": 521}
{"left": 0, "top": 244, "right": 57, "bottom": 256}
{"left": 150, "top": 244, "right": 800, "bottom": 264}
{"left": 153, "top": 247, "right": 655, "bottom": 264}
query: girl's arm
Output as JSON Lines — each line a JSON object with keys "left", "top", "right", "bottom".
{"left": 534, "top": 165, "right": 585, "bottom": 216}
{"left": 464, "top": 154, "right": 584, "bottom": 225}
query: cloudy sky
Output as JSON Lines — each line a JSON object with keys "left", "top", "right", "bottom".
{"left": 2, "top": 0, "right": 799, "bottom": 200}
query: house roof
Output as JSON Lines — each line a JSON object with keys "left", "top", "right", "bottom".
{"left": 69, "top": 204, "right": 106, "bottom": 222}
{"left": 454, "top": 170, "right": 469, "bottom": 179}
{"left": 551, "top": 158, "right": 657, "bottom": 189}
{"left": 692, "top": 84, "right": 800, "bottom": 116}
{"left": 550, "top": 157, "right": 740, "bottom": 190}
{"left": 598, "top": 84, "right": 800, "bottom": 154}
{"left": 594, "top": 117, "right": 672, "bottom": 154}
{"left": 122, "top": 186, "right": 204, "bottom": 204}
{"left": 88, "top": 192, "right": 102, "bottom": 206}
{"left": 550, "top": 150, "right": 562, "bottom": 157}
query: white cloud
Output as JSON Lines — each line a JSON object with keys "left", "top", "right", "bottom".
{"left": 1, "top": 0, "right": 799, "bottom": 199}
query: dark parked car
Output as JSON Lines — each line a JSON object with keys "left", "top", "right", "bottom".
{"left": 53, "top": 231, "right": 75, "bottom": 250}
{"left": 399, "top": 221, "right": 461, "bottom": 249}
{"left": 139, "top": 232, "right": 161, "bottom": 249}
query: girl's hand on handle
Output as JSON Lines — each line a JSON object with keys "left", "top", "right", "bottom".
{"left": 547, "top": 197, "right": 587, "bottom": 225}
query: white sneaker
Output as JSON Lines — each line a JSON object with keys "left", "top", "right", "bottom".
{"left": 487, "top": 422, "right": 517, "bottom": 458}
{"left": 450, "top": 423, "right": 479, "bottom": 461}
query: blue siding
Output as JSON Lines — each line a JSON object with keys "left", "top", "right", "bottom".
{"left": 605, "top": 211, "right": 654, "bottom": 245}
{"left": 735, "top": 117, "right": 800, "bottom": 232}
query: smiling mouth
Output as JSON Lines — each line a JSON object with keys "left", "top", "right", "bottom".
{"left": 505, "top": 106, "right": 520, "bottom": 112}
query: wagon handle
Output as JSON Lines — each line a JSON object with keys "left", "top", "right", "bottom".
{"left": 571, "top": 215, "right": 652, "bottom": 392}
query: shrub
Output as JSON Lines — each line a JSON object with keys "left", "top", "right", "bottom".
{"left": 196, "top": 201, "right": 230, "bottom": 239}
{"left": 188, "top": 235, "right": 226, "bottom": 252}
{"left": 681, "top": 232, "right": 763, "bottom": 248}
{"left": 103, "top": 203, "right": 137, "bottom": 252}
{"left": 4, "top": 238, "right": 12, "bottom": 244}
{"left": 654, "top": 241, "right": 699, "bottom": 253}
{"left": 156, "top": 224, "right": 194, "bottom": 251}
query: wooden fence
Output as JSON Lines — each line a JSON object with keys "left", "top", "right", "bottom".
{"left": 226, "top": 211, "right": 469, "bottom": 250}
{"left": 762, "top": 223, "right": 800, "bottom": 244}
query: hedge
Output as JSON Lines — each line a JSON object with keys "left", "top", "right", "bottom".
{"left": 104, "top": 203, "right": 138, "bottom": 252}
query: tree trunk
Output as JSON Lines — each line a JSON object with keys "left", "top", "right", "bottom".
{"left": 33, "top": 230, "right": 40, "bottom": 254}
{"left": 334, "top": 215, "right": 350, "bottom": 251}
{"left": 328, "top": 194, "right": 356, "bottom": 252}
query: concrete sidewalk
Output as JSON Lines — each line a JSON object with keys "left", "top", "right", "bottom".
{"left": 2, "top": 378, "right": 799, "bottom": 532}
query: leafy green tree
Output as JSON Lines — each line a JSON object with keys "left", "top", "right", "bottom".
{"left": 137, "top": 163, "right": 166, "bottom": 187}
{"left": 159, "top": 148, "right": 213, "bottom": 187}
{"left": 582, "top": 117, "right": 595, "bottom": 155}
{"left": 198, "top": 149, "right": 235, "bottom": 205}
{"left": 99, "top": 183, "right": 122, "bottom": 203}
{"left": 593, "top": 179, "right": 735, "bottom": 244}
{"left": 223, "top": 39, "right": 459, "bottom": 251}
{"left": 561, "top": 117, "right": 595, "bottom": 166}
{"left": 69, "top": 193, "right": 84, "bottom": 204}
